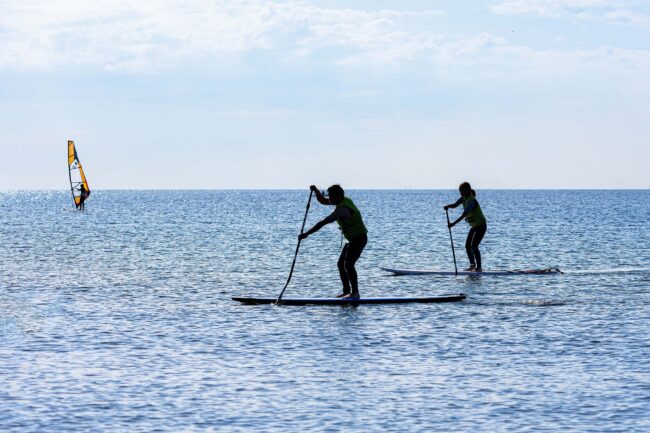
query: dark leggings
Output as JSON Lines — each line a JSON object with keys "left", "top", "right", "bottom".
{"left": 465, "top": 223, "right": 487, "bottom": 269}
{"left": 337, "top": 233, "right": 367, "bottom": 295}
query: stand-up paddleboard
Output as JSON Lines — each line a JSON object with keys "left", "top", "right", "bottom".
{"left": 381, "top": 267, "right": 562, "bottom": 276}
{"left": 233, "top": 294, "right": 466, "bottom": 306}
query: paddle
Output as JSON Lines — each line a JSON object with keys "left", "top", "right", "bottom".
{"left": 276, "top": 189, "right": 314, "bottom": 305}
{"left": 445, "top": 208, "right": 458, "bottom": 276}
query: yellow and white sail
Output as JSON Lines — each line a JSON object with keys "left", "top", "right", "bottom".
{"left": 67, "top": 140, "right": 90, "bottom": 208}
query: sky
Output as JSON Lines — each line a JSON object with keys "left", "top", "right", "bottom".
{"left": 1, "top": 0, "right": 649, "bottom": 189}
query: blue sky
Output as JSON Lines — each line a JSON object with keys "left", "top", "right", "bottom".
{"left": 1, "top": 0, "right": 649, "bottom": 189}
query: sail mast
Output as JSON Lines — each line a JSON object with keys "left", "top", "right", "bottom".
{"left": 67, "top": 141, "right": 77, "bottom": 207}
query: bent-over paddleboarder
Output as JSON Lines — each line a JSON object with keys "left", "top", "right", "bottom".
{"left": 299, "top": 184, "right": 368, "bottom": 299}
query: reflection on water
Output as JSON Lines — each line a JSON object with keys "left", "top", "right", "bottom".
{"left": 0, "top": 190, "right": 649, "bottom": 432}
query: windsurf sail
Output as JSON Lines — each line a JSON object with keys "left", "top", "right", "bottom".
{"left": 67, "top": 140, "right": 90, "bottom": 208}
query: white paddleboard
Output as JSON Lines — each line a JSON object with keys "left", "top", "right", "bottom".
{"left": 381, "top": 267, "right": 562, "bottom": 276}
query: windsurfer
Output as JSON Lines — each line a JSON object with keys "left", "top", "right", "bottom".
{"left": 298, "top": 185, "right": 368, "bottom": 299}
{"left": 78, "top": 183, "right": 89, "bottom": 211}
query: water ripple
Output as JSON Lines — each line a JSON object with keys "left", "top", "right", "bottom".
{"left": 0, "top": 190, "right": 649, "bottom": 432}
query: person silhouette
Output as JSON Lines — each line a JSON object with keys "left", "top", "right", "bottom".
{"left": 299, "top": 184, "right": 368, "bottom": 299}
{"left": 77, "top": 183, "right": 89, "bottom": 211}
{"left": 444, "top": 182, "right": 487, "bottom": 272}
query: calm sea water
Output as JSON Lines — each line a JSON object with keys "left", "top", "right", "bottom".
{"left": 1, "top": 190, "right": 649, "bottom": 432}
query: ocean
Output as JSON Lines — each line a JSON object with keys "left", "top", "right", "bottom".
{"left": 1, "top": 190, "right": 649, "bottom": 432}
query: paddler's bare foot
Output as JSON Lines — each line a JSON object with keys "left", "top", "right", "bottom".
{"left": 335, "top": 293, "right": 350, "bottom": 298}
{"left": 464, "top": 265, "right": 476, "bottom": 271}
{"left": 474, "top": 268, "right": 483, "bottom": 272}
{"left": 343, "top": 292, "right": 360, "bottom": 299}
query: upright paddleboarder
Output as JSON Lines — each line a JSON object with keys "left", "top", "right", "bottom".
{"left": 444, "top": 182, "right": 487, "bottom": 272}
{"left": 298, "top": 185, "right": 368, "bottom": 299}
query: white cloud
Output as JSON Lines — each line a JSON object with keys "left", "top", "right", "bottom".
{"left": 0, "top": 0, "right": 648, "bottom": 83}
{"left": 492, "top": 44, "right": 650, "bottom": 76}
{"left": 0, "top": 0, "right": 446, "bottom": 71}
{"left": 490, "top": 0, "right": 650, "bottom": 26}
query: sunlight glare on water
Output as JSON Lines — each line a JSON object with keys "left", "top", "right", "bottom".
{"left": 1, "top": 190, "right": 649, "bottom": 432}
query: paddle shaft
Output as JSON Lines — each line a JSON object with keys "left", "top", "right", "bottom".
{"left": 276, "top": 190, "right": 314, "bottom": 304}
{"left": 445, "top": 208, "right": 458, "bottom": 276}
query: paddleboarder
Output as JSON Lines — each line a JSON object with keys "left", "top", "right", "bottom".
{"left": 298, "top": 184, "right": 368, "bottom": 299}
{"left": 444, "top": 182, "right": 487, "bottom": 272}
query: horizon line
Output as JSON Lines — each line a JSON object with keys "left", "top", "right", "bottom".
{"left": 3, "top": 187, "right": 649, "bottom": 192}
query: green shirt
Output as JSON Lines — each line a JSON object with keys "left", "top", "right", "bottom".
{"left": 463, "top": 195, "right": 486, "bottom": 228}
{"left": 336, "top": 197, "right": 368, "bottom": 240}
